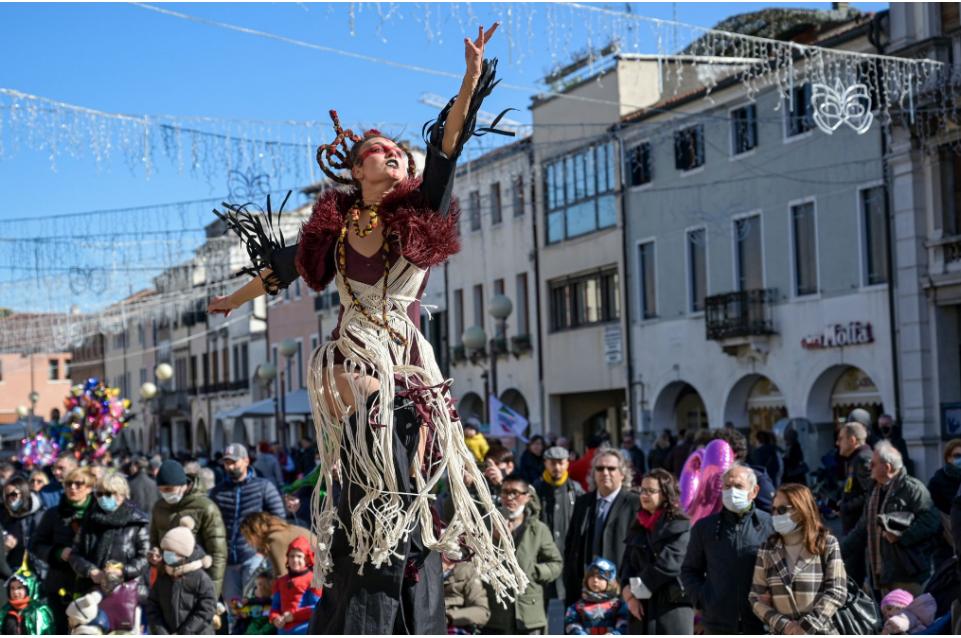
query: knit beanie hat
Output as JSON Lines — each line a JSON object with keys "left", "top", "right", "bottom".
{"left": 156, "top": 460, "right": 188, "bottom": 487}
{"left": 881, "top": 589, "right": 914, "bottom": 610}
{"left": 66, "top": 590, "right": 103, "bottom": 626}
{"left": 160, "top": 516, "right": 197, "bottom": 558}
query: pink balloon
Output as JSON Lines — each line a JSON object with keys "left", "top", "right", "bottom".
{"left": 678, "top": 448, "right": 704, "bottom": 511}
{"left": 686, "top": 439, "right": 734, "bottom": 525}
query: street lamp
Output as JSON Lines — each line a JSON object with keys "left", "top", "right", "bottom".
{"left": 140, "top": 381, "right": 158, "bottom": 453}
{"left": 28, "top": 390, "right": 39, "bottom": 422}
{"left": 256, "top": 362, "right": 278, "bottom": 443}
{"left": 278, "top": 339, "right": 299, "bottom": 446}
{"left": 462, "top": 294, "right": 513, "bottom": 425}
{"left": 152, "top": 363, "right": 173, "bottom": 451}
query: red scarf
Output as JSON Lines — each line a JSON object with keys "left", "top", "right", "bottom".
{"left": 7, "top": 596, "right": 30, "bottom": 611}
{"left": 636, "top": 508, "right": 663, "bottom": 531}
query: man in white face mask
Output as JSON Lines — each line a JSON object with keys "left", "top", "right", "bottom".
{"left": 147, "top": 459, "right": 228, "bottom": 600}
{"left": 681, "top": 462, "right": 774, "bottom": 634}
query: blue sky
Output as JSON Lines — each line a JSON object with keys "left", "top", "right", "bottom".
{"left": 0, "top": 2, "right": 886, "bottom": 311}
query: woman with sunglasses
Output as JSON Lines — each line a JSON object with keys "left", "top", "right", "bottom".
{"left": 67, "top": 470, "right": 150, "bottom": 630}
{"left": 619, "top": 468, "right": 693, "bottom": 634}
{"left": 749, "top": 484, "right": 847, "bottom": 635}
{"left": 28, "top": 471, "right": 49, "bottom": 495}
{"left": 30, "top": 467, "right": 96, "bottom": 633}
{"left": 0, "top": 476, "right": 46, "bottom": 579}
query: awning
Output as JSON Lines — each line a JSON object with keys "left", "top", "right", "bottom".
{"left": 214, "top": 389, "right": 311, "bottom": 420}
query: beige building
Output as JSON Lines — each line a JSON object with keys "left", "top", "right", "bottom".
{"left": 448, "top": 137, "right": 541, "bottom": 433}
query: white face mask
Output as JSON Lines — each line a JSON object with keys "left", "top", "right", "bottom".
{"left": 160, "top": 491, "right": 184, "bottom": 505}
{"left": 772, "top": 513, "right": 798, "bottom": 535}
{"left": 722, "top": 487, "right": 752, "bottom": 513}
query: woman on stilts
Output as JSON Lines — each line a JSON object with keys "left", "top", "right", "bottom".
{"left": 208, "top": 24, "right": 527, "bottom": 634}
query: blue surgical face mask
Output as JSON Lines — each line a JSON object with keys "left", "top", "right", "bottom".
{"left": 163, "top": 550, "right": 181, "bottom": 566}
{"left": 772, "top": 513, "right": 798, "bottom": 536}
{"left": 952, "top": 457, "right": 961, "bottom": 470}
{"left": 97, "top": 495, "right": 119, "bottom": 512}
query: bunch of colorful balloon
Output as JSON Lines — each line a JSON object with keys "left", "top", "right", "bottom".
{"left": 18, "top": 431, "right": 60, "bottom": 467}
{"left": 679, "top": 438, "right": 734, "bottom": 525}
{"left": 58, "top": 378, "right": 132, "bottom": 461}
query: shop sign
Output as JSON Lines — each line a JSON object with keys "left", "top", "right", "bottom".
{"left": 801, "top": 321, "right": 874, "bottom": 350}
{"left": 603, "top": 325, "right": 623, "bottom": 364}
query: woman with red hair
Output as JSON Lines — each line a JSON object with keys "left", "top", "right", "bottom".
{"left": 208, "top": 24, "right": 525, "bottom": 634}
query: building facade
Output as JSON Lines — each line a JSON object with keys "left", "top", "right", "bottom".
{"left": 620, "top": 12, "right": 897, "bottom": 465}
{"left": 447, "top": 138, "right": 541, "bottom": 434}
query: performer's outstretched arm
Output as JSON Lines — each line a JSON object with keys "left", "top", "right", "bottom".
{"left": 442, "top": 24, "right": 498, "bottom": 157}
{"left": 207, "top": 272, "right": 268, "bottom": 316}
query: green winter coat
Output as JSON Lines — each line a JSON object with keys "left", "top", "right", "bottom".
{"left": 485, "top": 514, "right": 563, "bottom": 633}
{"left": 149, "top": 476, "right": 228, "bottom": 596}
{"left": 1, "top": 571, "right": 54, "bottom": 635}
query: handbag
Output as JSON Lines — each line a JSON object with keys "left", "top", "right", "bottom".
{"left": 98, "top": 579, "right": 140, "bottom": 632}
{"left": 830, "top": 576, "right": 881, "bottom": 635}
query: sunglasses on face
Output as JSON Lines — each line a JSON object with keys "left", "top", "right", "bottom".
{"left": 594, "top": 466, "right": 620, "bottom": 474}
{"left": 94, "top": 491, "right": 115, "bottom": 499}
{"left": 773, "top": 505, "right": 795, "bottom": 516}
{"left": 4, "top": 491, "right": 21, "bottom": 499}
{"left": 30, "top": 479, "right": 44, "bottom": 485}
{"left": 65, "top": 481, "right": 88, "bottom": 489}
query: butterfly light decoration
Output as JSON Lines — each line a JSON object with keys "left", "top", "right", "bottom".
{"left": 811, "top": 80, "right": 874, "bottom": 135}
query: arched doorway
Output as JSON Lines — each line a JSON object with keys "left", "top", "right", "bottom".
{"left": 195, "top": 418, "right": 210, "bottom": 455}
{"left": 653, "top": 382, "right": 708, "bottom": 433}
{"left": 213, "top": 419, "right": 226, "bottom": 453}
{"left": 724, "top": 374, "right": 788, "bottom": 441}
{"left": 499, "top": 388, "right": 529, "bottom": 418}
{"left": 231, "top": 419, "right": 248, "bottom": 445}
{"left": 458, "top": 392, "right": 484, "bottom": 423}
{"left": 807, "top": 365, "right": 883, "bottom": 426}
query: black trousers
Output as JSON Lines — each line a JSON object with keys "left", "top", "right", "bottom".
{"left": 309, "top": 397, "right": 446, "bottom": 635}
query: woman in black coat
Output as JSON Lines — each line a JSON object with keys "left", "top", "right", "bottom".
{"left": 68, "top": 471, "right": 150, "bottom": 601}
{"left": 929, "top": 439, "right": 961, "bottom": 514}
{"left": 620, "top": 469, "right": 693, "bottom": 635}
{"left": 0, "top": 476, "right": 47, "bottom": 578}
{"left": 518, "top": 435, "right": 546, "bottom": 485}
{"left": 29, "top": 467, "right": 96, "bottom": 634}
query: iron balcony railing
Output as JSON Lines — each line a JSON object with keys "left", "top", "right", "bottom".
{"left": 705, "top": 288, "right": 777, "bottom": 341}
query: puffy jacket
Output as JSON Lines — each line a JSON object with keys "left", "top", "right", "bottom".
{"left": 69, "top": 501, "right": 150, "bottom": 595}
{"left": 0, "top": 492, "right": 47, "bottom": 578}
{"left": 485, "top": 515, "right": 562, "bottom": 633}
{"left": 29, "top": 495, "right": 91, "bottom": 600}
{"left": 681, "top": 506, "right": 773, "bottom": 634}
{"left": 842, "top": 471, "right": 942, "bottom": 587}
{"left": 444, "top": 561, "right": 490, "bottom": 630}
{"left": 209, "top": 469, "right": 285, "bottom": 564}
{"left": 149, "top": 477, "right": 227, "bottom": 596}
{"left": 145, "top": 544, "right": 217, "bottom": 635}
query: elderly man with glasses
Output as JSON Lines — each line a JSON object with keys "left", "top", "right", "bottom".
{"left": 562, "top": 449, "right": 640, "bottom": 607}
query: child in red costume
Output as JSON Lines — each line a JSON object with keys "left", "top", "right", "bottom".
{"left": 268, "top": 536, "right": 322, "bottom": 635}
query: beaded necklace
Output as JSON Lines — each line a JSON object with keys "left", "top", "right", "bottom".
{"left": 349, "top": 200, "right": 380, "bottom": 238}
{"left": 338, "top": 214, "right": 408, "bottom": 347}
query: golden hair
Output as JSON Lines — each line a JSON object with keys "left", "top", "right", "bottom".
{"left": 239, "top": 512, "right": 290, "bottom": 551}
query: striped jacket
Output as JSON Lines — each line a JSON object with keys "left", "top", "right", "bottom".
{"left": 748, "top": 533, "right": 847, "bottom": 635}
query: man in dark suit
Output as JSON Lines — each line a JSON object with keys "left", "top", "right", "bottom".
{"left": 562, "top": 448, "right": 640, "bottom": 606}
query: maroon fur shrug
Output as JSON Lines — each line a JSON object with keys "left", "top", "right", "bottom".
{"left": 294, "top": 178, "right": 461, "bottom": 292}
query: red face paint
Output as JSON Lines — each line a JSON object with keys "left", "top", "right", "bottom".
{"left": 358, "top": 140, "right": 403, "bottom": 164}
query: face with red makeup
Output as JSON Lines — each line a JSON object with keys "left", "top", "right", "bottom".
{"left": 350, "top": 136, "right": 408, "bottom": 189}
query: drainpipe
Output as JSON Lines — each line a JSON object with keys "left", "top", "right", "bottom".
{"left": 870, "top": 12, "right": 903, "bottom": 425}
{"left": 615, "top": 130, "right": 638, "bottom": 437}
{"left": 528, "top": 142, "right": 547, "bottom": 436}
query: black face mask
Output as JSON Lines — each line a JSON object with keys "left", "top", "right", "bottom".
{"left": 880, "top": 427, "right": 892, "bottom": 437}
{"left": 227, "top": 467, "right": 246, "bottom": 480}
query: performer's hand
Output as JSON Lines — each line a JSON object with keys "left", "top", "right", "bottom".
{"left": 882, "top": 530, "right": 899, "bottom": 544}
{"left": 207, "top": 295, "right": 237, "bottom": 317}
{"left": 465, "top": 23, "right": 498, "bottom": 79}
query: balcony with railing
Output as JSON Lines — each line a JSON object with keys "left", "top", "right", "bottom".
{"left": 705, "top": 289, "right": 776, "bottom": 359}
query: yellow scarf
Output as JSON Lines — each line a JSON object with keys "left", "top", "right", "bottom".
{"left": 542, "top": 469, "right": 569, "bottom": 487}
